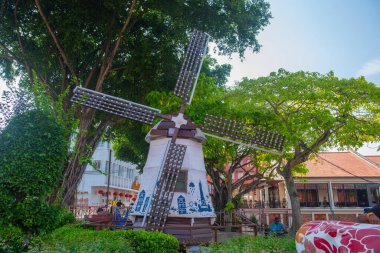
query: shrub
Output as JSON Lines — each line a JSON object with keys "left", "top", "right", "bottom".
{"left": 0, "top": 225, "right": 24, "bottom": 253}
{"left": 123, "top": 229, "right": 179, "bottom": 253}
{"left": 250, "top": 215, "right": 258, "bottom": 224}
{"left": 0, "top": 110, "right": 68, "bottom": 240}
{"left": 0, "top": 110, "right": 68, "bottom": 198}
{"left": 32, "top": 225, "right": 179, "bottom": 253}
{"left": 224, "top": 202, "right": 235, "bottom": 212}
{"left": 55, "top": 209, "right": 76, "bottom": 228}
{"left": 202, "top": 235, "right": 296, "bottom": 253}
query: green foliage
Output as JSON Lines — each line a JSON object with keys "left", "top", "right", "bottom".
{"left": 224, "top": 201, "right": 235, "bottom": 212}
{"left": 0, "top": 110, "right": 68, "bottom": 236}
{"left": 122, "top": 229, "right": 179, "bottom": 253}
{"left": 231, "top": 69, "right": 380, "bottom": 172}
{"left": 230, "top": 69, "right": 380, "bottom": 230}
{"left": 0, "top": 110, "right": 67, "bottom": 198}
{"left": 0, "top": 0, "right": 272, "bottom": 205}
{"left": 0, "top": 225, "right": 24, "bottom": 253}
{"left": 32, "top": 226, "right": 179, "bottom": 253}
{"left": 55, "top": 209, "right": 76, "bottom": 228}
{"left": 202, "top": 235, "right": 296, "bottom": 253}
{"left": 250, "top": 215, "right": 258, "bottom": 224}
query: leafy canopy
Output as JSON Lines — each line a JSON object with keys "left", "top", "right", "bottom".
{"left": 231, "top": 69, "right": 380, "bottom": 161}
{"left": 0, "top": 109, "right": 68, "bottom": 234}
{"left": 1, "top": 0, "right": 273, "bottom": 204}
{"left": 228, "top": 69, "right": 380, "bottom": 231}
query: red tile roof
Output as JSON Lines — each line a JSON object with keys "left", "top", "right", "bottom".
{"left": 301, "top": 152, "right": 380, "bottom": 178}
{"left": 366, "top": 156, "right": 380, "bottom": 166}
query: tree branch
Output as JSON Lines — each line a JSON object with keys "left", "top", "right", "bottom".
{"left": 95, "top": 0, "right": 136, "bottom": 91}
{"left": 35, "top": 0, "right": 77, "bottom": 82}
{"left": 235, "top": 179, "right": 261, "bottom": 199}
{"left": 289, "top": 129, "right": 333, "bottom": 168}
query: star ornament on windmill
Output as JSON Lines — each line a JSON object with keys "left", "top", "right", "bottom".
{"left": 71, "top": 30, "right": 285, "bottom": 241}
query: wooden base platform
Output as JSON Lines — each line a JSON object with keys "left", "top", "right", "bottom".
{"left": 133, "top": 216, "right": 213, "bottom": 246}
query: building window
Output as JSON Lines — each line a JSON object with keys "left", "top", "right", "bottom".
{"left": 296, "top": 183, "right": 328, "bottom": 207}
{"left": 333, "top": 183, "right": 369, "bottom": 207}
{"left": 127, "top": 168, "right": 133, "bottom": 180}
{"left": 175, "top": 171, "right": 188, "bottom": 193}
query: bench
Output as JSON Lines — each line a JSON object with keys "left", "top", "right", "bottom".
{"left": 84, "top": 212, "right": 132, "bottom": 230}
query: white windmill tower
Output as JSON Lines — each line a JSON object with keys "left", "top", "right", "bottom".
{"left": 71, "top": 30, "right": 284, "bottom": 243}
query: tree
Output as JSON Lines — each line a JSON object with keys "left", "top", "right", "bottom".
{"left": 203, "top": 141, "right": 280, "bottom": 212}
{"left": 0, "top": 109, "right": 69, "bottom": 247}
{"left": 0, "top": 0, "right": 272, "bottom": 205}
{"left": 230, "top": 69, "right": 380, "bottom": 232}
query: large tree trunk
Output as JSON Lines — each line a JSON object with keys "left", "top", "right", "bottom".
{"left": 225, "top": 177, "right": 233, "bottom": 231}
{"left": 282, "top": 165, "right": 302, "bottom": 234}
{"left": 48, "top": 109, "right": 109, "bottom": 206}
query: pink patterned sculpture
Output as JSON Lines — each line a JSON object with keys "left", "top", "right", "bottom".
{"left": 296, "top": 220, "right": 380, "bottom": 253}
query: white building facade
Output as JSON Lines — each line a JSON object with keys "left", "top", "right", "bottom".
{"left": 76, "top": 141, "right": 140, "bottom": 207}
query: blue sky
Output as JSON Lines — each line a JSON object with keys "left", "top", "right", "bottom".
{"left": 213, "top": 0, "right": 380, "bottom": 86}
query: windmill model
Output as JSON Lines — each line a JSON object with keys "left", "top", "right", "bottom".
{"left": 71, "top": 30, "right": 284, "bottom": 243}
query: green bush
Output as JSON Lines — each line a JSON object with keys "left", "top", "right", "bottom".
{"left": 202, "top": 235, "right": 295, "bottom": 253}
{"left": 0, "top": 110, "right": 68, "bottom": 198}
{"left": 0, "top": 110, "right": 68, "bottom": 238}
{"left": 250, "top": 215, "right": 258, "bottom": 224}
{"left": 0, "top": 225, "right": 24, "bottom": 253}
{"left": 55, "top": 209, "right": 76, "bottom": 228}
{"left": 32, "top": 225, "right": 179, "bottom": 253}
{"left": 123, "top": 229, "right": 179, "bottom": 253}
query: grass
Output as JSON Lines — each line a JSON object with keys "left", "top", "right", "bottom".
{"left": 201, "top": 235, "right": 296, "bottom": 253}
{"left": 28, "top": 224, "right": 179, "bottom": 253}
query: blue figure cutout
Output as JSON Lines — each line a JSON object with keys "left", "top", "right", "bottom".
{"left": 198, "top": 181, "right": 212, "bottom": 212}
{"left": 142, "top": 197, "right": 150, "bottom": 213}
{"left": 135, "top": 190, "right": 145, "bottom": 212}
{"left": 114, "top": 204, "right": 128, "bottom": 228}
{"left": 178, "top": 195, "right": 187, "bottom": 214}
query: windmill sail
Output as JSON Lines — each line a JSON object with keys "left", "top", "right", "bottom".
{"left": 71, "top": 86, "right": 162, "bottom": 125}
{"left": 174, "top": 30, "right": 209, "bottom": 105}
{"left": 146, "top": 142, "right": 187, "bottom": 228}
{"left": 200, "top": 114, "right": 285, "bottom": 154}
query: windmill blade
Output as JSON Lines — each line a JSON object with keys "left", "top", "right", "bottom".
{"left": 174, "top": 30, "right": 209, "bottom": 105}
{"left": 146, "top": 142, "right": 187, "bottom": 228}
{"left": 71, "top": 86, "right": 162, "bottom": 125}
{"left": 200, "top": 114, "right": 285, "bottom": 155}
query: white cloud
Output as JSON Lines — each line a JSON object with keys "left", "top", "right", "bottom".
{"left": 357, "top": 58, "right": 380, "bottom": 77}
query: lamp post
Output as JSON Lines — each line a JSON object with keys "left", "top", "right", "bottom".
{"left": 106, "top": 142, "right": 112, "bottom": 208}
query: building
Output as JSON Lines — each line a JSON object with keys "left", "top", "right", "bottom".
{"left": 76, "top": 141, "right": 140, "bottom": 207}
{"left": 236, "top": 151, "right": 380, "bottom": 226}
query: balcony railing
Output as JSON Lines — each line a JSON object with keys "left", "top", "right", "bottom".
{"left": 334, "top": 201, "right": 368, "bottom": 208}
{"left": 105, "top": 175, "right": 132, "bottom": 189}
{"left": 243, "top": 201, "right": 288, "bottom": 209}
{"left": 300, "top": 201, "right": 330, "bottom": 208}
